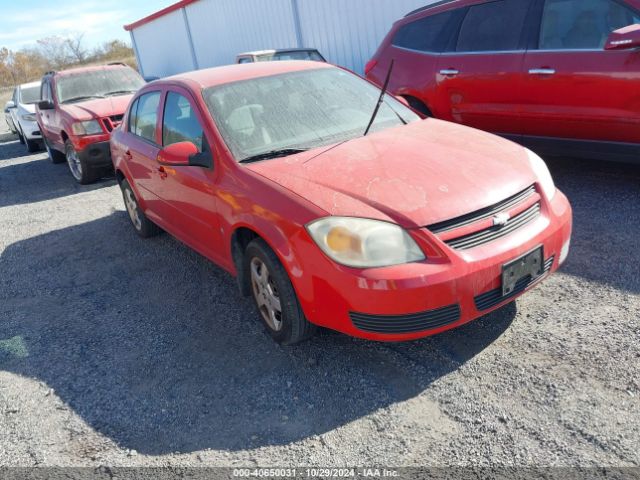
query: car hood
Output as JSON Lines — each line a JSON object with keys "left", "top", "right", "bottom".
{"left": 246, "top": 119, "right": 538, "bottom": 228}
{"left": 60, "top": 95, "right": 133, "bottom": 120}
{"left": 19, "top": 103, "right": 36, "bottom": 114}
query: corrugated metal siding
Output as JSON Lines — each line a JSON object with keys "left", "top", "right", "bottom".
{"left": 296, "top": 0, "right": 430, "bottom": 74}
{"left": 131, "top": 0, "right": 438, "bottom": 78}
{"left": 185, "top": 0, "right": 299, "bottom": 68}
{"left": 132, "top": 9, "right": 195, "bottom": 77}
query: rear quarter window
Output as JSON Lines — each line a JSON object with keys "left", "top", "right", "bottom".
{"left": 392, "top": 9, "right": 465, "bottom": 53}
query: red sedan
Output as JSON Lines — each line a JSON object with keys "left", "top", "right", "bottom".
{"left": 110, "top": 61, "right": 572, "bottom": 345}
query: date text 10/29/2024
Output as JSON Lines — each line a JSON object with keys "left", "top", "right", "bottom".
{"left": 232, "top": 468, "right": 400, "bottom": 478}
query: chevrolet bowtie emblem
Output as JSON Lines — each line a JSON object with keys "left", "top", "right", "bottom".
{"left": 493, "top": 213, "right": 511, "bottom": 227}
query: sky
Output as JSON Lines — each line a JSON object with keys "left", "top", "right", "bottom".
{"left": 0, "top": 0, "right": 176, "bottom": 51}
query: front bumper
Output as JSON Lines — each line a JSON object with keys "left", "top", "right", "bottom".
{"left": 77, "top": 141, "right": 112, "bottom": 169}
{"left": 292, "top": 190, "right": 573, "bottom": 342}
{"left": 19, "top": 119, "right": 41, "bottom": 140}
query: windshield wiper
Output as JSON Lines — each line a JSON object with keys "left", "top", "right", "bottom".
{"left": 364, "top": 59, "right": 395, "bottom": 137}
{"left": 61, "top": 95, "right": 105, "bottom": 104}
{"left": 239, "top": 148, "right": 309, "bottom": 164}
{"left": 104, "top": 90, "right": 138, "bottom": 97}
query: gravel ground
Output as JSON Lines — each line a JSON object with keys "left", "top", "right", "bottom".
{"left": 0, "top": 127, "right": 639, "bottom": 469}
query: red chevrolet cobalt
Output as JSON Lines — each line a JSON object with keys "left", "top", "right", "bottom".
{"left": 110, "top": 61, "right": 572, "bottom": 345}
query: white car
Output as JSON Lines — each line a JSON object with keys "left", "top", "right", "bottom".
{"left": 4, "top": 96, "right": 17, "bottom": 134}
{"left": 10, "top": 81, "right": 43, "bottom": 152}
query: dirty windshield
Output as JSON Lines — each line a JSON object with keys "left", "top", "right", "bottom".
{"left": 20, "top": 86, "right": 41, "bottom": 104}
{"left": 203, "top": 68, "right": 420, "bottom": 162}
{"left": 56, "top": 68, "right": 144, "bottom": 104}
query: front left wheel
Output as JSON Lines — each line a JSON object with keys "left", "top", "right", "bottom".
{"left": 245, "top": 239, "right": 317, "bottom": 345}
{"left": 26, "top": 138, "right": 41, "bottom": 153}
{"left": 65, "top": 139, "right": 100, "bottom": 184}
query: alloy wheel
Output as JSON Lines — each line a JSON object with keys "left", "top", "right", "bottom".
{"left": 66, "top": 143, "right": 82, "bottom": 181}
{"left": 250, "top": 257, "right": 283, "bottom": 332}
{"left": 124, "top": 188, "right": 142, "bottom": 231}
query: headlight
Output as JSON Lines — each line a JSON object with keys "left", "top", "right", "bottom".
{"left": 71, "top": 120, "right": 103, "bottom": 136}
{"left": 21, "top": 113, "right": 36, "bottom": 121}
{"left": 306, "top": 217, "right": 425, "bottom": 268}
{"left": 526, "top": 148, "right": 556, "bottom": 200}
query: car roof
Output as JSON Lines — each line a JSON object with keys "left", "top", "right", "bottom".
{"left": 159, "top": 60, "right": 333, "bottom": 90}
{"left": 19, "top": 81, "right": 41, "bottom": 90}
{"left": 52, "top": 64, "right": 133, "bottom": 77}
{"left": 238, "top": 48, "right": 320, "bottom": 56}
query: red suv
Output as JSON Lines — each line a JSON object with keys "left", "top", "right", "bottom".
{"left": 37, "top": 64, "right": 145, "bottom": 184}
{"left": 366, "top": 0, "right": 640, "bottom": 163}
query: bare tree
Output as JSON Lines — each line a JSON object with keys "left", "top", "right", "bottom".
{"left": 65, "top": 33, "right": 87, "bottom": 63}
{"left": 36, "top": 36, "right": 70, "bottom": 69}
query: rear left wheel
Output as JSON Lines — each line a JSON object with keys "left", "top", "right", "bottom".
{"left": 119, "top": 179, "right": 162, "bottom": 238}
{"left": 245, "top": 239, "right": 317, "bottom": 345}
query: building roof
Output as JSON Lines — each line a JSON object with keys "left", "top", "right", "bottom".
{"left": 124, "top": 0, "right": 201, "bottom": 31}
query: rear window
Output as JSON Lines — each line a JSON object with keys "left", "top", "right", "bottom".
{"left": 267, "top": 51, "right": 325, "bottom": 62}
{"left": 392, "top": 10, "right": 464, "bottom": 52}
{"left": 20, "top": 86, "right": 40, "bottom": 105}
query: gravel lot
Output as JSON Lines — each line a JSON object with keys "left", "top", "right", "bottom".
{"left": 0, "top": 125, "right": 639, "bottom": 469}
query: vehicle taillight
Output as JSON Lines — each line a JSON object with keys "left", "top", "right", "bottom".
{"left": 364, "top": 60, "right": 378, "bottom": 77}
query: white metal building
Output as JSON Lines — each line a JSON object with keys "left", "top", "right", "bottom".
{"left": 125, "top": 0, "right": 437, "bottom": 79}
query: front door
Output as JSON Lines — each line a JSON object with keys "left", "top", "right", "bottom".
{"left": 153, "top": 88, "right": 224, "bottom": 263}
{"left": 520, "top": 0, "right": 640, "bottom": 144}
{"left": 435, "top": 0, "right": 534, "bottom": 135}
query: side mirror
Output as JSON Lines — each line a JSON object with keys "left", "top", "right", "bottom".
{"left": 38, "top": 100, "right": 54, "bottom": 110}
{"left": 5, "top": 101, "right": 16, "bottom": 111}
{"left": 605, "top": 24, "right": 640, "bottom": 50}
{"left": 157, "top": 141, "right": 199, "bottom": 166}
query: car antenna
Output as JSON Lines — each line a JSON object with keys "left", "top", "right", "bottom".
{"left": 363, "top": 59, "right": 395, "bottom": 137}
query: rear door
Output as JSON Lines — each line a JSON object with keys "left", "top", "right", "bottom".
{"left": 153, "top": 88, "right": 224, "bottom": 262}
{"left": 435, "top": 0, "right": 534, "bottom": 135}
{"left": 123, "top": 91, "right": 163, "bottom": 217}
{"left": 521, "top": 0, "right": 640, "bottom": 144}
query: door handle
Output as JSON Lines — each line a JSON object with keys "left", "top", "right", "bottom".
{"left": 529, "top": 68, "right": 556, "bottom": 75}
{"left": 158, "top": 166, "right": 168, "bottom": 179}
{"left": 440, "top": 69, "right": 459, "bottom": 76}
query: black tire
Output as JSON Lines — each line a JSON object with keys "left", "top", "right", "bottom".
{"left": 245, "top": 238, "right": 317, "bottom": 345}
{"left": 26, "top": 138, "right": 40, "bottom": 153}
{"left": 43, "top": 136, "right": 66, "bottom": 164}
{"left": 119, "top": 179, "right": 162, "bottom": 238}
{"left": 65, "top": 139, "right": 100, "bottom": 185}
{"left": 404, "top": 96, "right": 432, "bottom": 117}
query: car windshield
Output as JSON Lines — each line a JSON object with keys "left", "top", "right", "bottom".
{"left": 56, "top": 68, "right": 144, "bottom": 104}
{"left": 203, "top": 68, "right": 420, "bottom": 162}
{"left": 20, "top": 86, "right": 40, "bottom": 105}
{"left": 258, "top": 50, "right": 325, "bottom": 62}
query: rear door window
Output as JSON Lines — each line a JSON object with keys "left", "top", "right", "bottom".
{"left": 456, "top": 0, "right": 531, "bottom": 52}
{"left": 162, "top": 92, "right": 204, "bottom": 152}
{"left": 129, "top": 92, "right": 160, "bottom": 143}
{"left": 539, "top": 0, "right": 640, "bottom": 50}
{"left": 393, "top": 9, "right": 465, "bottom": 53}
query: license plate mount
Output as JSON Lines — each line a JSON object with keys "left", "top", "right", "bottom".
{"left": 501, "top": 247, "right": 544, "bottom": 297}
